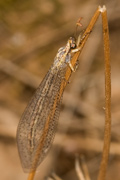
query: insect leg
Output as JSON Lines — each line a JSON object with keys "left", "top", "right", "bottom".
{"left": 66, "top": 53, "right": 75, "bottom": 72}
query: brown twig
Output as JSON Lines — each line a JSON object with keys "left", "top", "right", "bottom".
{"left": 75, "top": 155, "right": 86, "bottom": 180}
{"left": 97, "top": 6, "right": 111, "bottom": 180}
{"left": 80, "top": 156, "right": 91, "bottom": 180}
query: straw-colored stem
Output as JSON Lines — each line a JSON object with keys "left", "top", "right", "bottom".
{"left": 97, "top": 6, "right": 111, "bottom": 180}
{"left": 27, "top": 171, "right": 35, "bottom": 180}
{"left": 75, "top": 156, "right": 85, "bottom": 180}
{"left": 80, "top": 156, "right": 91, "bottom": 180}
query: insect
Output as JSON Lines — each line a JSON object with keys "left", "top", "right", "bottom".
{"left": 16, "top": 34, "right": 82, "bottom": 172}
{"left": 17, "top": 6, "right": 111, "bottom": 180}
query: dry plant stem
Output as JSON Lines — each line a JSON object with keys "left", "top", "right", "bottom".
{"left": 97, "top": 6, "right": 111, "bottom": 180}
{"left": 27, "top": 171, "right": 36, "bottom": 180}
{"left": 75, "top": 157, "right": 85, "bottom": 180}
{"left": 27, "top": 6, "right": 107, "bottom": 180}
{"left": 80, "top": 156, "right": 91, "bottom": 180}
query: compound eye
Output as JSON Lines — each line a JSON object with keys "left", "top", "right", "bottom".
{"left": 71, "top": 43, "right": 76, "bottom": 49}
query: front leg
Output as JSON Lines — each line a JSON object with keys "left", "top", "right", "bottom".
{"left": 66, "top": 53, "right": 75, "bottom": 72}
{"left": 68, "top": 61, "right": 75, "bottom": 72}
{"left": 71, "top": 31, "right": 92, "bottom": 53}
{"left": 71, "top": 46, "right": 82, "bottom": 53}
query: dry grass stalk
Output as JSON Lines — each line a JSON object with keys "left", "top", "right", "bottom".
{"left": 97, "top": 6, "right": 111, "bottom": 180}
{"left": 75, "top": 156, "right": 86, "bottom": 180}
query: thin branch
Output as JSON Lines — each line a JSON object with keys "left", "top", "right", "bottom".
{"left": 97, "top": 5, "right": 111, "bottom": 180}
{"left": 27, "top": 171, "right": 36, "bottom": 180}
{"left": 80, "top": 156, "right": 91, "bottom": 180}
{"left": 75, "top": 156, "right": 85, "bottom": 180}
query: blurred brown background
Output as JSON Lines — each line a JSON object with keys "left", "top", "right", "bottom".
{"left": 0, "top": 0, "right": 120, "bottom": 180}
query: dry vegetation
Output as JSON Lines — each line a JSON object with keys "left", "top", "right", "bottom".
{"left": 0, "top": 0, "right": 120, "bottom": 180}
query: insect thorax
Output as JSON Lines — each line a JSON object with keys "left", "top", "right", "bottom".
{"left": 52, "top": 46, "right": 70, "bottom": 70}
